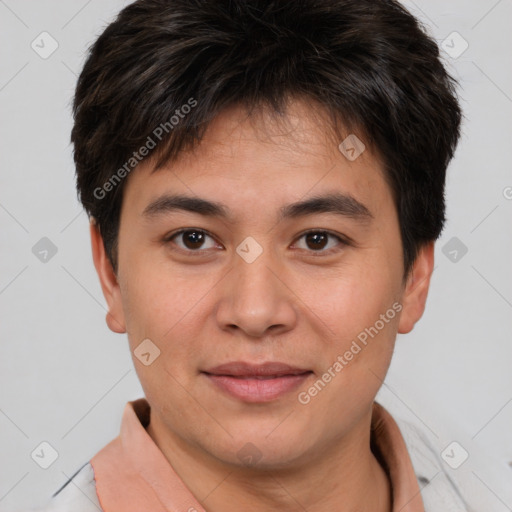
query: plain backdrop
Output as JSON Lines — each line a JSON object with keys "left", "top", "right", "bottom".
{"left": 1, "top": 0, "right": 511, "bottom": 510}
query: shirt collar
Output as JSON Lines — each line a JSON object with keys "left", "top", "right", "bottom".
{"left": 91, "top": 398, "right": 425, "bottom": 511}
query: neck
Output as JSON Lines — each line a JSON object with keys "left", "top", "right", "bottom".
{"left": 146, "top": 409, "right": 392, "bottom": 512}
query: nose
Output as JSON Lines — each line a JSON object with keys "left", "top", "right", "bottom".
{"left": 215, "top": 245, "right": 298, "bottom": 339}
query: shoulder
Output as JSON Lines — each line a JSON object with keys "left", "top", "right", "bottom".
{"left": 36, "top": 462, "right": 102, "bottom": 512}
{"left": 392, "top": 414, "right": 476, "bottom": 512}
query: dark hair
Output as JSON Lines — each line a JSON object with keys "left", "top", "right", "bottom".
{"left": 72, "top": 0, "right": 462, "bottom": 276}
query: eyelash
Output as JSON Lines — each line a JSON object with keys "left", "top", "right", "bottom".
{"left": 163, "top": 228, "right": 351, "bottom": 256}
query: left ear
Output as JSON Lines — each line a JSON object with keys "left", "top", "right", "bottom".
{"left": 398, "top": 241, "right": 435, "bottom": 334}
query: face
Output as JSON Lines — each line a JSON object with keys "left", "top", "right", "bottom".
{"left": 92, "top": 98, "right": 433, "bottom": 470}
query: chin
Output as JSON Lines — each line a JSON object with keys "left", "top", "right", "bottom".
{"left": 205, "top": 429, "right": 313, "bottom": 471}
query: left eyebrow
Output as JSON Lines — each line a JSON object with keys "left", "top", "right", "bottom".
{"left": 278, "top": 192, "right": 373, "bottom": 223}
{"left": 141, "top": 192, "right": 373, "bottom": 223}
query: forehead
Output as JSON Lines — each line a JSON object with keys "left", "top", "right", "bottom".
{"left": 121, "top": 99, "right": 392, "bottom": 221}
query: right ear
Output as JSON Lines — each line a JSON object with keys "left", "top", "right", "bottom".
{"left": 89, "top": 218, "right": 126, "bottom": 334}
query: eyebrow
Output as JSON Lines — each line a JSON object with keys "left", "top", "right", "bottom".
{"left": 141, "top": 192, "right": 373, "bottom": 223}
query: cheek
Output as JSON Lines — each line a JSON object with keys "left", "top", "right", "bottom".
{"left": 120, "top": 268, "right": 203, "bottom": 410}
{"left": 121, "top": 249, "right": 204, "bottom": 337}
{"left": 119, "top": 255, "right": 222, "bottom": 383}
{"left": 302, "top": 263, "right": 400, "bottom": 342}
{"left": 298, "top": 273, "right": 399, "bottom": 420}
{"left": 299, "top": 262, "right": 400, "bottom": 402}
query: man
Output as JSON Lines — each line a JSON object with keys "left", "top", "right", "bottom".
{"left": 41, "top": 0, "right": 469, "bottom": 510}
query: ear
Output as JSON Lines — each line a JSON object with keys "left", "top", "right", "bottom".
{"left": 89, "top": 218, "right": 126, "bottom": 334}
{"left": 398, "top": 242, "right": 435, "bottom": 334}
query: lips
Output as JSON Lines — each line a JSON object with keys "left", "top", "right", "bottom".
{"left": 204, "top": 361, "right": 311, "bottom": 377}
{"left": 202, "top": 362, "right": 313, "bottom": 402}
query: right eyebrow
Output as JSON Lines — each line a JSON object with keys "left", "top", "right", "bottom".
{"left": 142, "top": 194, "right": 231, "bottom": 220}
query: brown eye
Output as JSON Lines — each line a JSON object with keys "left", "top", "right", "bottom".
{"left": 169, "top": 229, "right": 218, "bottom": 251}
{"left": 294, "top": 230, "right": 346, "bottom": 253}
{"left": 305, "top": 232, "right": 328, "bottom": 250}
{"left": 181, "top": 230, "right": 205, "bottom": 249}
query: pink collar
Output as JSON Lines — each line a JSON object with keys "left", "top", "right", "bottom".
{"left": 91, "top": 399, "right": 424, "bottom": 511}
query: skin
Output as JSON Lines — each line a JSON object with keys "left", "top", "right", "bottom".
{"left": 90, "top": 98, "right": 434, "bottom": 512}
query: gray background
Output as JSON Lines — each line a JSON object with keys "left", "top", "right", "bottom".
{"left": 1, "top": 0, "right": 511, "bottom": 510}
